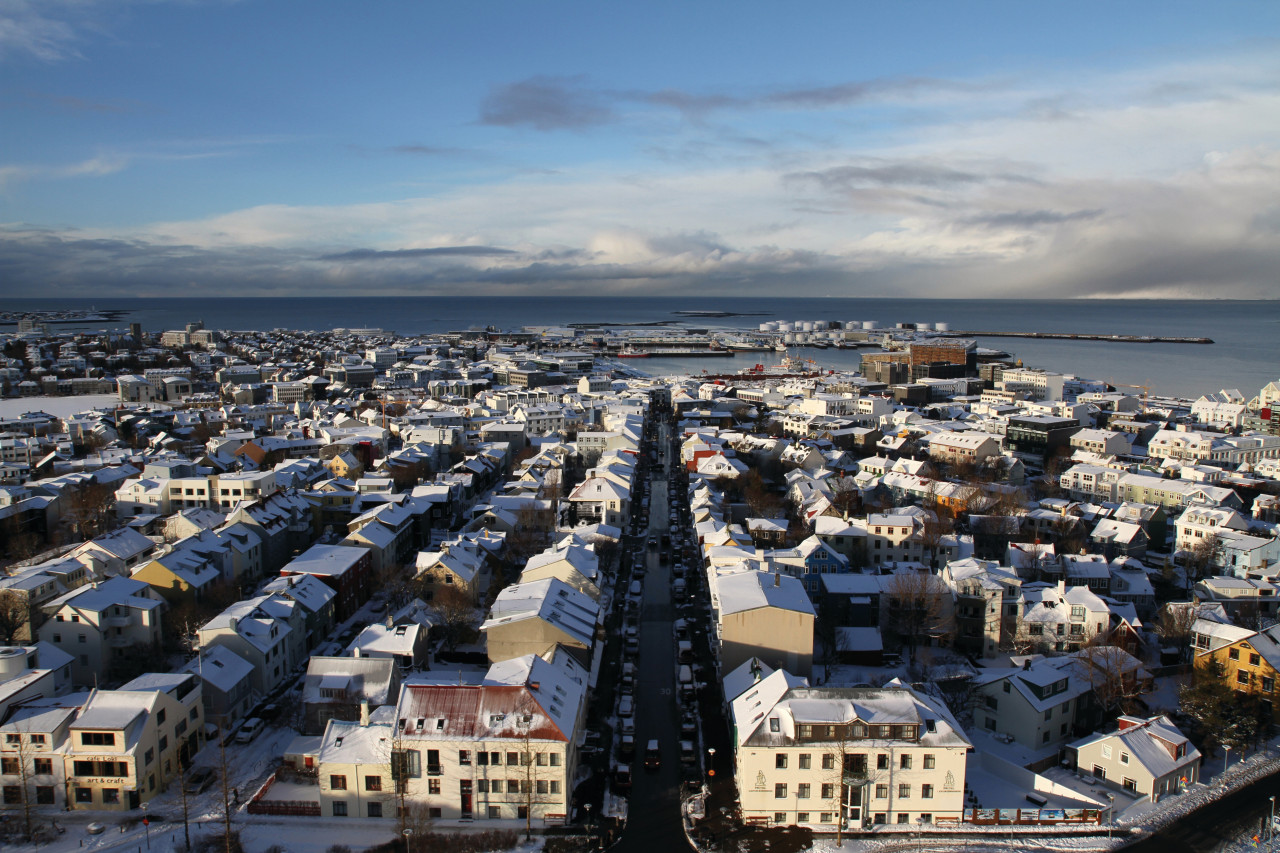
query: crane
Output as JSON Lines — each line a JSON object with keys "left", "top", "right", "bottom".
{"left": 1107, "top": 380, "right": 1151, "bottom": 406}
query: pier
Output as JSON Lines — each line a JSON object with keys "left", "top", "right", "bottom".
{"left": 936, "top": 331, "right": 1214, "bottom": 344}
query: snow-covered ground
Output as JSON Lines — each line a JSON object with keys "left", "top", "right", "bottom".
{"left": 0, "top": 394, "right": 144, "bottom": 420}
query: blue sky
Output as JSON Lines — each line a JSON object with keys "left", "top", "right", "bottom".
{"left": 2, "top": 0, "right": 1279, "bottom": 298}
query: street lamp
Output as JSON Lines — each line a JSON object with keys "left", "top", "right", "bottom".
{"left": 1105, "top": 793, "right": 1114, "bottom": 842}
{"left": 1223, "top": 745, "right": 1233, "bottom": 781}
{"left": 584, "top": 801, "right": 592, "bottom": 830}
{"left": 1269, "top": 796, "right": 1276, "bottom": 846}
{"left": 916, "top": 816, "right": 925, "bottom": 853}
{"left": 402, "top": 828, "right": 412, "bottom": 853}
{"left": 707, "top": 746, "right": 716, "bottom": 778}
{"left": 140, "top": 801, "right": 151, "bottom": 851}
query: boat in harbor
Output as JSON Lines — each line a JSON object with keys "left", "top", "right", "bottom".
{"left": 616, "top": 346, "right": 650, "bottom": 358}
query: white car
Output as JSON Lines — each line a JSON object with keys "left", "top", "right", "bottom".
{"left": 235, "top": 717, "right": 264, "bottom": 744}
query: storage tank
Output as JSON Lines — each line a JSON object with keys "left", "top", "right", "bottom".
{"left": 0, "top": 648, "right": 27, "bottom": 681}
{"left": 935, "top": 322, "right": 950, "bottom": 332}
{"left": 863, "top": 321, "right": 878, "bottom": 330}
{"left": 845, "top": 321, "right": 859, "bottom": 329}
{"left": 777, "top": 322, "right": 793, "bottom": 332}
{"left": 917, "top": 323, "right": 932, "bottom": 332}
{"left": 758, "top": 322, "right": 775, "bottom": 332}
{"left": 800, "top": 322, "right": 814, "bottom": 332}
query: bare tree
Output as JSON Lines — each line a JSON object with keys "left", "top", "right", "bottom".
{"left": 883, "top": 572, "right": 954, "bottom": 662}
{"left": 58, "top": 479, "right": 116, "bottom": 542}
{"left": 1182, "top": 534, "right": 1222, "bottom": 594}
{"left": 0, "top": 590, "right": 32, "bottom": 645}
{"left": 918, "top": 507, "right": 954, "bottom": 570}
{"left": 0, "top": 722, "right": 38, "bottom": 841}
{"left": 428, "top": 587, "right": 479, "bottom": 653}
{"left": 1073, "top": 643, "right": 1149, "bottom": 719}
{"left": 1156, "top": 603, "right": 1199, "bottom": 661}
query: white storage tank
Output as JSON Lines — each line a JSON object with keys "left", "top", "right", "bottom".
{"left": 800, "top": 322, "right": 814, "bottom": 332}
{"left": 759, "top": 322, "right": 776, "bottom": 332}
{"left": 777, "top": 322, "right": 793, "bottom": 332}
{"left": 845, "top": 321, "right": 859, "bottom": 329}
{"left": 863, "top": 321, "right": 878, "bottom": 330}
{"left": 935, "top": 322, "right": 950, "bottom": 332}
{"left": 917, "top": 323, "right": 932, "bottom": 332}
{"left": 0, "top": 648, "right": 26, "bottom": 681}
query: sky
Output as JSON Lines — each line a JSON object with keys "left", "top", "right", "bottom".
{"left": 1, "top": 0, "right": 1279, "bottom": 300}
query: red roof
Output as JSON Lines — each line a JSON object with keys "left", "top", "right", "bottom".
{"left": 397, "top": 684, "right": 566, "bottom": 742}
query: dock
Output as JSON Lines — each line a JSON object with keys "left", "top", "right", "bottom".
{"left": 936, "top": 331, "right": 1214, "bottom": 344}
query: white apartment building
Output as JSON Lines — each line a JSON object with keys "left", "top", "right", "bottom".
{"left": 732, "top": 676, "right": 970, "bottom": 830}
{"left": 38, "top": 578, "right": 165, "bottom": 688}
{"left": 998, "top": 368, "right": 1065, "bottom": 402}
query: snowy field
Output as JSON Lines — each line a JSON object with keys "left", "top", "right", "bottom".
{"left": 0, "top": 394, "right": 142, "bottom": 420}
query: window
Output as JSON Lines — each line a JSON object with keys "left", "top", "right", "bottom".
{"left": 33, "top": 758, "right": 52, "bottom": 775}
{"left": 1251, "top": 654, "right": 1261, "bottom": 667}
{"left": 145, "top": 748, "right": 154, "bottom": 766}
{"left": 898, "top": 784, "right": 911, "bottom": 799}
{"left": 1238, "top": 671, "right": 1251, "bottom": 685}
{"left": 898, "top": 813, "right": 911, "bottom": 824}
{"left": 429, "top": 807, "right": 442, "bottom": 819}
{"left": 770, "top": 718, "right": 780, "bottom": 733}
{"left": 159, "top": 736, "right": 167, "bottom": 751}
{"left": 3, "top": 734, "right": 17, "bottom": 745}
{"left": 774, "top": 813, "right": 787, "bottom": 825}
{"left": 428, "top": 779, "right": 440, "bottom": 795}
{"left": 1229, "top": 648, "right": 1240, "bottom": 660}
{"left": 798, "top": 812, "right": 810, "bottom": 824}
{"left": 1120, "top": 753, "right": 1129, "bottom": 765}
{"left": 775, "top": 783, "right": 787, "bottom": 799}
{"left": 102, "top": 788, "right": 119, "bottom": 805}
{"left": 822, "top": 754, "right": 835, "bottom": 771}
{"left": 1044, "top": 708, "right": 1053, "bottom": 721}
{"left": 1002, "top": 682, "right": 1011, "bottom": 693}
{"left": 922, "top": 784, "right": 934, "bottom": 799}
{"left": 2, "top": 786, "right": 18, "bottom": 804}
{"left": 874, "top": 813, "right": 886, "bottom": 825}
{"left": 900, "top": 754, "right": 912, "bottom": 770}
{"left": 776, "top": 754, "right": 788, "bottom": 769}
{"left": 507, "top": 752, "right": 519, "bottom": 766}
{"left": 330, "top": 775, "right": 347, "bottom": 790}
{"left": 797, "top": 783, "right": 810, "bottom": 799}
{"left": 1042, "top": 731, "right": 1051, "bottom": 743}
{"left": 551, "top": 781, "right": 561, "bottom": 794}
{"left": 35, "top": 787, "right": 53, "bottom": 805}
{"left": 923, "top": 754, "right": 935, "bottom": 769}
{"left": 821, "top": 783, "right": 834, "bottom": 799}
{"left": 459, "top": 750, "right": 471, "bottom": 765}
{"left": 75, "top": 788, "right": 93, "bottom": 804}
{"left": 508, "top": 780, "right": 520, "bottom": 794}
{"left": 920, "top": 813, "right": 933, "bottom": 824}
{"left": 332, "top": 802, "right": 347, "bottom": 817}
{"left": 0, "top": 758, "right": 16, "bottom": 774}
{"left": 365, "top": 775, "right": 382, "bottom": 791}
{"left": 157, "top": 709, "right": 166, "bottom": 724}
{"left": 368, "top": 802, "right": 382, "bottom": 818}
{"left": 877, "top": 754, "right": 888, "bottom": 770}
{"left": 489, "top": 806, "right": 501, "bottom": 819}
{"left": 550, "top": 753, "right": 561, "bottom": 767}
{"left": 1264, "top": 677, "right": 1275, "bottom": 692}
{"left": 478, "top": 751, "right": 489, "bottom": 766}
{"left": 799, "top": 754, "right": 811, "bottom": 770}
{"left": 537, "top": 780, "right": 549, "bottom": 795}
{"left": 875, "top": 784, "right": 888, "bottom": 799}
{"left": 477, "top": 780, "right": 489, "bottom": 794}
{"left": 80, "top": 732, "right": 115, "bottom": 747}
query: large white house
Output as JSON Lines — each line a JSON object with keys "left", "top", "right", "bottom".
{"left": 732, "top": 676, "right": 970, "bottom": 831}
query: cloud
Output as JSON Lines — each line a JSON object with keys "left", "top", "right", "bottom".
{"left": 0, "top": 0, "right": 81, "bottom": 62}
{"left": 479, "top": 75, "right": 615, "bottom": 131}
{"left": 0, "top": 153, "right": 129, "bottom": 188}
{"left": 958, "top": 208, "right": 1104, "bottom": 229}
{"left": 320, "top": 246, "right": 518, "bottom": 261}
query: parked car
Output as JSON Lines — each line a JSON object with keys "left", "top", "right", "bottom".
{"left": 184, "top": 766, "right": 216, "bottom": 794}
{"left": 235, "top": 717, "right": 263, "bottom": 744}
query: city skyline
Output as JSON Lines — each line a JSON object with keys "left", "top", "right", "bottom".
{"left": 2, "top": 1, "right": 1279, "bottom": 299}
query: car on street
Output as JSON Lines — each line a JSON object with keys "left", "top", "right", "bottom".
{"left": 235, "top": 717, "right": 263, "bottom": 744}
{"left": 644, "top": 740, "right": 661, "bottom": 770}
{"left": 184, "top": 766, "right": 216, "bottom": 794}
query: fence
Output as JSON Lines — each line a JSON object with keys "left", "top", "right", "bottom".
{"left": 246, "top": 769, "right": 322, "bottom": 817}
{"left": 963, "top": 808, "right": 1102, "bottom": 825}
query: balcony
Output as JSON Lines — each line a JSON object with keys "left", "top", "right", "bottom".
{"left": 108, "top": 635, "right": 136, "bottom": 649}
{"left": 106, "top": 615, "right": 132, "bottom": 628}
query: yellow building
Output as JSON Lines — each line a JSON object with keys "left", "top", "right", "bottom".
{"left": 1190, "top": 618, "right": 1280, "bottom": 716}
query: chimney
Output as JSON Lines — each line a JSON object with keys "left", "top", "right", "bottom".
{"left": 1022, "top": 659, "right": 1032, "bottom": 671}
{"left": 359, "top": 700, "right": 370, "bottom": 727}
{"left": 352, "top": 646, "right": 360, "bottom": 658}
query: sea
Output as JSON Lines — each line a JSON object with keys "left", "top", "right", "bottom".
{"left": 5, "top": 296, "right": 1277, "bottom": 401}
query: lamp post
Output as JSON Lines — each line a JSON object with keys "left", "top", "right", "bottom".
{"left": 402, "top": 828, "right": 412, "bottom": 853}
{"left": 1224, "top": 745, "right": 1233, "bottom": 781}
{"left": 140, "top": 801, "right": 151, "bottom": 851}
{"left": 1105, "top": 793, "right": 1114, "bottom": 842}
{"left": 916, "top": 816, "right": 925, "bottom": 853}
{"left": 585, "top": 801, "right": 592, "bottom": 831}
{"left": 1269, "top": 796, "right": 1276, "bottom": 847}
{"left": 707, "top": 746, "right": 716, "bottom": 780}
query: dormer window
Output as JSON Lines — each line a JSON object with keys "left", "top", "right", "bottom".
{"left": 769, "top": 718, "right": 780, "bottom": 733}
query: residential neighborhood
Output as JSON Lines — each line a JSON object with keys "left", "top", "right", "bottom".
{"left": 1, "top": 315, "right": 1279, "bottom": 853}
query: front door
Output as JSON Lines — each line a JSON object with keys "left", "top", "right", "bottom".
{"left": 460, "top": 780, "right": 472, "bottom": 817}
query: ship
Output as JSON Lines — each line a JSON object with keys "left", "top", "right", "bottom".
{"left": 616, "top": 346, "right": 650, "bottom": 359}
